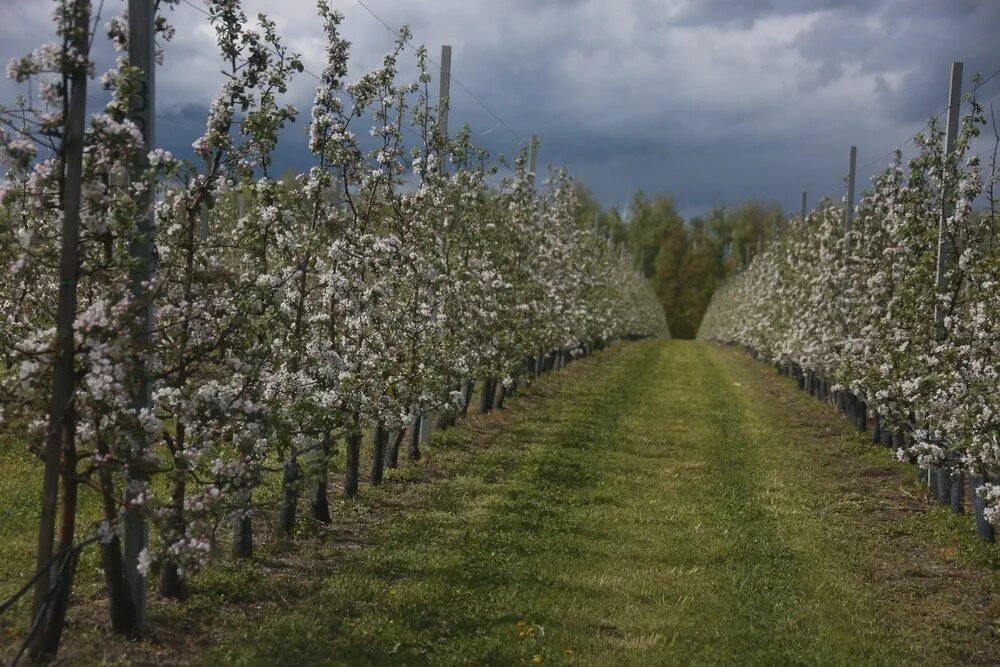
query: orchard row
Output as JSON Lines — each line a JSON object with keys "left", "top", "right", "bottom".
{"left": 699, "top": 92, "right": 999, "bottom": 534}
{"left": 0, "top": 0, "right": 665, "bottom": 657}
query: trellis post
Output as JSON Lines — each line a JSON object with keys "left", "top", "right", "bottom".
{"left": 934, "top": 62, "right": 964, "bottom": 340}
{"left": 528, "top": 134, "right": 538, "bottom": 185}
{"left": 436, "top": 44, "right": 451, "bottom": 151}
{"left": 124, "top": 0, "right": 156, "bottom": 632}
{"left": 934, "top": 62, "right": 966, "bottom": 516}
{"left": 422, "top": 44, "right": 452, "bottom": 445}
{"left": 845, "top": 146, "right": 856, "bottom": 234}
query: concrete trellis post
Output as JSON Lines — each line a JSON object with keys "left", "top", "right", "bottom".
{"left": 934, "top": 61, "right": 964, "bottom": 340}
{"left": 421, "top": 44, "right": 453, "bottom": 445}
{"left": 801, "top": 191, "right": 807, "bottom": 221}
{"left": 528, "top": 134, "right": 538, "bottom": 185}
{"left": 124, "top": 0, "right": 156, "bottom": 632}
{"left": 844, "top": 146, "right": 857, "bottom": 234}
{"left": 436, "top": 44, "right": 451, "bottom": 150}
{"left": 525, "top": 134, "right": 541, "bottom": 381}
{"left": 934, "top": 61, "right": 967, "bottom": 517}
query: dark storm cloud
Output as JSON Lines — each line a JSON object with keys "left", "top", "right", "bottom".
{"left": 787, "top": 1, "right": 1000, "bottom": 123}
{"left": 2, "top": 0, "right": 999, "bottom": 217}
{"left": 671, "top": 0, "right": 877, "bottom": 29}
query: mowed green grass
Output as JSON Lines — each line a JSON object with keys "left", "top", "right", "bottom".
{"left": 5, "top": 340, "right": 1000, "bottom": 664}
{"left": 205, "top": 340, "right": 1000, "bottom": 665}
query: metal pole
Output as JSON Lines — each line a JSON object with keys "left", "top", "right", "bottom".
{"left": 934, "top": 61, "right": 964, "bottom": 340}
{"left": 845, "top": 146, "right": 856, "bottom": 234}
{"left": 125, "top": 0, "right": 156, "bottom": 632}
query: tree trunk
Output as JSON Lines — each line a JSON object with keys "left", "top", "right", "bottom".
{"left": 32, "top": 0, "right": 92, "bottom": 636}
{"left": 971, "top": 475, "right": 995, "bottom": 542}
{"left": 91, "top": 430, "right": 141, "bottom": 637}
{"left": 461, "top": 380, "right": 475, "bottom": 416}
{"left": 407, "top": 413, "right": 421, "bottom": 462}
{"left": 496, "top": 384, "right": 507, "bottom": 409}
{"left": 436, "top": 387, "right": 458, "bottom": 428}
{"left": 310, "top": 432, "right": 333, "bottom": 524}
{"left": 879, "top": 422, "right": 892, "bottom": 448}
{"left": 158, "top": 563, "right": 188, "bottom": 601}
{"left": 232, "top": 430, "right": 255, "bottom": 558}
{"left": 100, "top": 535, "right": 139, "bottom": 636}
{"left": 232, "top": 503, "right": 253, "bottom": 559}
{"left": 158, "top": 475, "right": 189, "bottom": 599}
{"left": 385, "top": 430, "right": 402, "bottom": 469}
{"left": 951, "top": 470, "right": 964, "bottom": 514}
{"left": 35, "top": 411, "right": 82, "bottom": 657}
{"left": 37, "top": 547, "right": 80, "bottom": 658}
{"left": 892, "top": 428, "right": 905, "bottom": 450}
{"left": 371, "top": 422, "right": 386, "bottom": 485}
{"left": 277, "top": 454, "right": 302, "bottom": 541}
{"left": 345, "top": 429, "right": 362, "bottom": 498}
{"left": 479, "top": 378, "right": 494, "bottom": 414}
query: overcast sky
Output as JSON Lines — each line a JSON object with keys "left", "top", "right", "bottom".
{"left": 2, "top": 0, "right": 999, "bottom": 217}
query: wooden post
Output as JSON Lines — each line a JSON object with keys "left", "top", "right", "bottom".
{"left": 934, "top": 61, "right": 964, "bottom": 341}
{"left": 845, "top": 146, "right": 857, "bottom": 234}
{"left": 801, "top": 190, "right": 807, "bottom": 221}
{"left": 124, "top": 0, "right": 156, "bottom": 633}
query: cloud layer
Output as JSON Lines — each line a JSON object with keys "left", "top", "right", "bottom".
{"left": 3, "top": 0, "right": 999, "bottom": 216}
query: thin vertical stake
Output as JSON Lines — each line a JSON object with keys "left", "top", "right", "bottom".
{"left": 934, "top": 61, "right": 964, "bottom": 340}
{"left": 528, "top": 135, "right": 538, "bottom": 186}
{"left": 424, "top": 44, "right": 453, "bottom": 435}
{"left": 125, "top": 0, "right": 156, "bottom": 632}
{"left": 437, "top": 45, "right": 451, "bottom": 145}
{"left": 845, "top": 146, "right": 857, "bottom": 234}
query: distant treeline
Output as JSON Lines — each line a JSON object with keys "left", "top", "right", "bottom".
{"left": 573, "top": 186, "right": 782, "bottom": 339}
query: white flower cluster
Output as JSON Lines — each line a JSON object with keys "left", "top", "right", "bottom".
{"left": 0, "top": 0, "right": 666, "bottom": 622}
{"left": 699, "top": 100, "right": 1000, "bottom": 525}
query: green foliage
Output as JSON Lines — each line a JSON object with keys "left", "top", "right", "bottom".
{"left": 706, "top": 201, "right": 783, "bottom": 275}
{"left": 625, "top": 192, "right": 684, "bottom": 279}
{"left": 204, "top": 341, "right": 1000, "bottom": 664}
{"left": 5, "top": 342, "right": 1000, "bottom": 662}
{"left": 653, "top": 218, "right": 724, "bottom": 339}
{"left": 632, "top": 198, "right": 782, "bottom": 339}
{"left": 572, "top": 183, "right": 628, "bottom": 246}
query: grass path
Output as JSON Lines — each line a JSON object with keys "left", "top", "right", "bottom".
{"left": 20, "top": 340, "right": 1000, "bottom": 664}
{"left": 200, "top": 340, "right": 1000, "bottom": 665}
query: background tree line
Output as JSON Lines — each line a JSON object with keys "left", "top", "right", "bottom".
{"left": 572, "top": 186, "right": 783, "bottom": 339}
